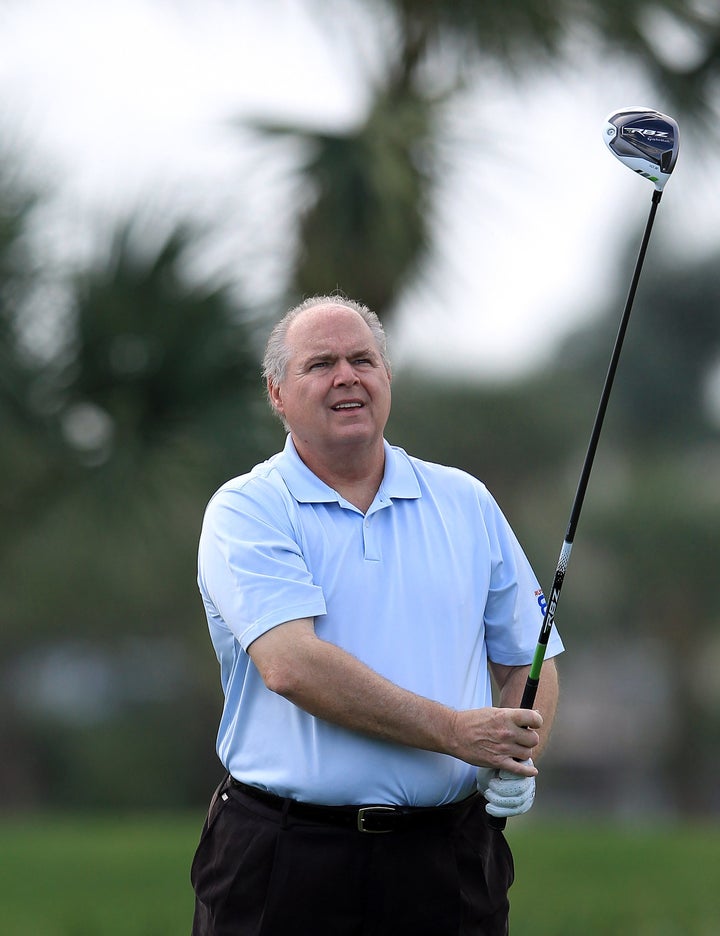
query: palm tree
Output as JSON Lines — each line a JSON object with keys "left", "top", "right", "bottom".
{"left": 0, "top": 208, "right": 276, "bottom": 807}
{"left": 62, "top": 222, "right": 265, "bottom": 474}
{"left": 249, "top": 0, "right": 720, "bottom": 321}
{"left": 4, "top": 217, "right": 272, "bottom": 622}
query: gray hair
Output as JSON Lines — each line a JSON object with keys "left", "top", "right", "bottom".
{"left": 262, "top": 295, "right": 391, "bottom": 388}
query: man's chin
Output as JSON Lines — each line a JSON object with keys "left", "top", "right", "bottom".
{"left": 328, "top": 425, "right": 382, "bottom": 448}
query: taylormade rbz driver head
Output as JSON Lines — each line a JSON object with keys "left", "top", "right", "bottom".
{"left": 603, "top": 107, "right": 679, "bottom": 191}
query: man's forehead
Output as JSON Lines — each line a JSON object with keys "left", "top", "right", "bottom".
{"left": 288, "top": 304, "right": 373, "bottom": 347}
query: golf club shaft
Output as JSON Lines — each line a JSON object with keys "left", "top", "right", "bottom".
{"left": 489, "top": 188, "right": 663, "bottom": 831}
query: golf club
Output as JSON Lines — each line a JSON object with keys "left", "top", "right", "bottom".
{"left": 488, "top": 107, "right": 680, "bottom": 831}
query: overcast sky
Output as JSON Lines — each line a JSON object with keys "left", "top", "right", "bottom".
{"left": 0, "top": 0, "right": 717, "bottom": 380}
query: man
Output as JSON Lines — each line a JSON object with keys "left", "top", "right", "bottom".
{"left": 191, "top": 295, "right": 562, "bottom": 936}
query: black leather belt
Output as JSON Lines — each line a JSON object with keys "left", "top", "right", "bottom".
{"left": 229, "top": 778, "right": 478, "bottom": 834}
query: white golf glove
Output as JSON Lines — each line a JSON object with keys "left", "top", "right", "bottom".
{"left": 476, "top": 759, "right": 536, "bottom": 818}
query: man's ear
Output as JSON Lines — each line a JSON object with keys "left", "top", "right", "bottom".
{"left": 267, "top": 378, "right": 284, "bottom": 415}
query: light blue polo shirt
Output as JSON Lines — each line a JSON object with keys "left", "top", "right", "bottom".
{"left": 198, "top": 435, "right": 563, "bottom": 806}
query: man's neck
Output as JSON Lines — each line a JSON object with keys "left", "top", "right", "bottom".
{"left": 292, "top": 436, "right": 385, "bottom": 513}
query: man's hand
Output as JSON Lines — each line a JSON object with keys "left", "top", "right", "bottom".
{"left": 477, "top": 759, "right": 536, "bottom": 818}
{"left": 450, "top": 707, "right": 541, "bottom": 773}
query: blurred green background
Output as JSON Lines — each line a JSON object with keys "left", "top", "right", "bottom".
{"left": 2, "top": 1, "right": 720, "bottom": 932}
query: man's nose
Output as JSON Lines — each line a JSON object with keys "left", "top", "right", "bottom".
{"left": 333, "top": 359, "right": 358, "bottom": 384}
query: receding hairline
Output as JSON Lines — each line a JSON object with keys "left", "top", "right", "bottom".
{"left": 285, "top": 300, "right": 371, "bottom": 337}
{"left": 285, "top": 296, "right": 377, "bottom": 330}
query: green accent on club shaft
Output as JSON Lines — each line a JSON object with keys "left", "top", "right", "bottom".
{"left": 529, "top": 642, "right": 548, "bottom": 682}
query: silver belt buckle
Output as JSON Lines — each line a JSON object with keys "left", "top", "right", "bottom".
{"left": 357, "top": 805, "right": 396, "bottom": 833}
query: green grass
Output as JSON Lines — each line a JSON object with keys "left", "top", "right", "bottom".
{"left": 507, "top": 818, "right": 720, "bottom": 935}
{"left": 2, "top": 814, "right": 719, "bottom": 934}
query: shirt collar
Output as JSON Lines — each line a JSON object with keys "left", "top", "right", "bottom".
{"left": 275, "top": 434, "right": 421, "bottom": 505}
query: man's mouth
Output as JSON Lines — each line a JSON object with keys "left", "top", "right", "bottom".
{"left": 331, "top": 401, "right": 363, "bottom": 411}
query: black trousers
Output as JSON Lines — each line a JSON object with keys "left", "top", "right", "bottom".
{"left": 190, "top": 776, "right": 514, "bottom": 936}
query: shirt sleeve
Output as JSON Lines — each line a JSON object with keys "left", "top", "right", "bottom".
{"left": 480, "top": 491, "right": 564, "bottom": 666}
{"left": 198, "top": 482, "right": 327, "bottom": 650}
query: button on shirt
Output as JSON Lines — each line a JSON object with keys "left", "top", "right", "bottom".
{"left": 198, "top": 435, "right": 564, "bottom": 806}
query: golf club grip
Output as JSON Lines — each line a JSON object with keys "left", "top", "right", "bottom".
{"left": 487, "top": 677, "right": 540, "bottom": 832}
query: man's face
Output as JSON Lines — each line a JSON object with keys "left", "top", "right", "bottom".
{"left": 268, "top": 304, "right": 392, "bottom": 458}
